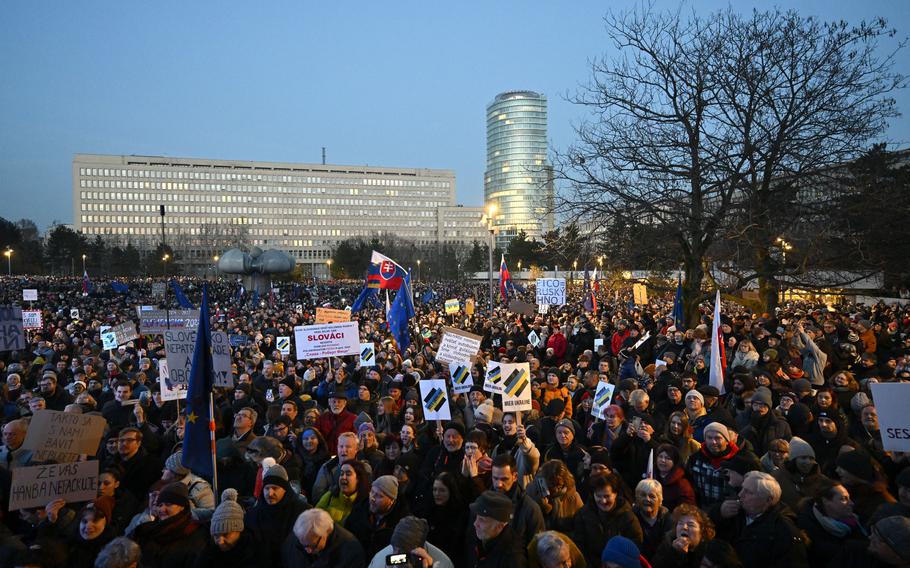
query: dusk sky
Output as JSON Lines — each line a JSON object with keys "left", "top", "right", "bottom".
{"left": 2, "top": 1, "right": 908, "bottom": 231}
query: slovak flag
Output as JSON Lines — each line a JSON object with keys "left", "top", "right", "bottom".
{"left": 499, "top": 255, "right": 512, "bottom": 302}
{"left": 367, "top": 251, "right": 407, "bottom": 290}
{"left": 82, "top": 270, "right": 92, "bottom": 296}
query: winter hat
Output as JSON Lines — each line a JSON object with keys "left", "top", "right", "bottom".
{"left": 165, "top": 452, "right": 190, "bottom": 477}
{"left": 248, "top": 436, "right": 283, "bottom": 460}
{"left": 721, "top": 451, "right": 761, "bottom": 476}
{"left": 474, "top": 402, "right": 495, "bottom": 425}
{"left": 279, "top": 376, "right": 297, "bottom": 393}
{"left": 787, "top": 437, "right": 816, "bottom": 461}
{"left": 786, "top": 403, "right": 813, "bottom": 431}
{"left": 391, "top": 516, "right": 429, "bottom": 552}
{"left": 353, "top": 411, "right": 373, "bottom": 432}
{"left": 555, "top": 418, "right": 576, "bottom": 436}
{"left": 262, "top": 463, "right": 291, "bottom": 493}
{"left": 703, "top": 422, "right": 731, "bottom": 442}
{"left": 752, "top": 387, "right": 773, "bottom": 408}
{"left": 600, "top": 535, "right": 642, "bottom": 568}
{"left": 81, "top": 495, "right": 114, "bottom": 522}
{"left": 850, "top": 392, "right": 872, "bottom": 415}
{"left": 763, "top": 348, "right": 779, "bottom": 362}
{"left": 210, "top": 488, "right": 245, "bottom": 535}
{"left": 698, "top": 385, "right": 721, "bottom": 399}
{"left": 157, "top": 482, "right": 190, "bottom": 509}
{"left": 358, "top": 421, "right": 376, "bottom": 435}
{"left": 836, "top": 450, "right": 875, "bottom": 481}
{"left": 372, "top": 475, "right": 399, "bottom": 501}
{"left": 443, "top": 421, "right": 466, "bottom": 438}
{"left": 546, "top": 398, "right": 566, "bottom": 416}
{"left": 685, "top": 389, "right": 705, "bottom": 405}
{"left": 792, "top": 378, "right": 812, "bottom": 396}
{"left": 469, "top": 491, "right": 513, "bottom": 523}
{"left": 874, "top": 516, "right": 910, "bottom": 562}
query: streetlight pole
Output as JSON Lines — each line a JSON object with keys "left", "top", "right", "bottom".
{"left": 3, "top": 249, "right": 11, "bottom": 276}
{"left": 81, "top": 254, "right": 86, "bottom": 274}
{"left": 326, "top": 259, "right": 333, "bottom": 280}
{"left": 482, "top": 204, "right": 497, "bottom": 314}
{"left": 417, "top": 259, "right": 421, "bottom": 283}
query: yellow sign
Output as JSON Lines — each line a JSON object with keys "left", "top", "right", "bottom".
{"left": 444, "top": 299, "right": 460, "bottom": 315}
{"left": 315, "top": 308, "right": 351, "bottom": 324}
{"left": 465, "top": 298, "right": 475, "bottom": 316}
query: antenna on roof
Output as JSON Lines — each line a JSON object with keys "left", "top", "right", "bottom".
{"left": 322, "top": 147, "right": 326, "bottom": 165}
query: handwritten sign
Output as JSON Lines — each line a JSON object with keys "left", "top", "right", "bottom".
{"left": 509, "top": 300, "right": 535, "bottom": 317}
{"left": 164, "top": 329, "right": 233, "bottom": 394}
{"left": 436, "top": 327, "right": 482, "bottom": 364}
{"left": 22, "top": 289, "right": 38, "bottom": 302}
{"left": 112, "top": 322, "right": 139, "bottom": 346}
{"left": 294, "top": 321, "right": 360, "bottom": 359}
{"left": 21, "top": 310, "right": 42, "bottom": 330}
{"left": 536, "top": 279, "right": 566, "bottom": 306}
{"left": 10, "top": 461, "right": 99, "bottom": 511}
{"left": 314, "top": 308, "right": 351, "bottom": 324}
{"left": 0, "top": 306, "right": 25, "bottom": 352}
{"left": 465, "top": 298, "right": 475, "bottom": 316}
{"left": 23, "top": 410, "right": 107, "bottom": 462}
{"left": 633, "top": 283, "right": 649, "bottom": 305}
{"left": 419, "top": 379, "right": 451, "bottom": 421}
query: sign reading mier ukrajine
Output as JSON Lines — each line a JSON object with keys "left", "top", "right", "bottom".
{"left": 536, "top": 279, "right": 566, "bottom": 306}
{"left": 0, "top": 307, "right": 26, "bottom": 352}
{"left": 870, "top": 382, "right": 910, "bottom": 452}
{"left": 500, "top": 363, "right": 532, "bottom": 412}
{"left": 9, "top": 461, "right": 99, "bottom": 511}
{"left": 294, "top": 321, "right": 360, "bottom": 359}
{"left": 436, "top": 327, "right": 482, "bottom": 364}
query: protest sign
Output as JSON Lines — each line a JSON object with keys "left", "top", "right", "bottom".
{"left": 633, "top": 283, "right": 649, "bottom": 305}
{"left": 229, "top": 334, "right": 250, "bottom": 347}
{"left": 500, "top": 362, "right": 532, "bottom": 412}
{"left": 0, "top": 306, "right": 25, "bottom": 352}
{"left": 538, "top": 303, "right": 549, "bottom": 314}
{"left": 592, "top": 381, "right": 616, "bottom": 420}
{"left": 22, "top": 289, "right": 37, "bottom": 302}
{"left": 449, "top": 362, "right": 474, "bottom": 394}
{"left": 276, "top": 336, "right": 291, "bottom": 356}
{"left": 444, "top": 299, "right": 460, "bottom": 315}
{"left": 163, "top": 329, "right": 196, "bottom": 399}
{"left": 158, "top": 359, "right": 185, "bottom": 401}
{"left": 509, "top": 300, "right": 535, "bottom": 317}
{"left": 101, "top": 326, "right": 117, "bottom": 350}
{"left": 594, "top": 338, "right": 604, "bottom": 350}
{"left": 9, "top": 461, "right": 99, "bottom": 511}
{"left": 140, "top": 309, "right": 200, "bottom": 334}
{"left": 21, "top": 310, "right": 42, "bottom": 330}
{"left": 870, "top": 382, "right": 910, "bottom": 452}
{"left": 112, "top": 322, "right": 139, "bottom": 346}
{"left": 23, "top": 410, "right": 107, "bottom": 463}
{"left": 359, "top": 343, "right": 376, "bottom": 367}
{"left": 294, "top": 321, "right": 360, "bottom": 359}
{"left": 211, "top": 331, "right": 233, "bottom": 388}
{"left": 484, "top": 361, "right": 503, "bottom": 394}
{"left": 152, "top": 282, "right": 166, "bottom": 297}
{"left": 528, "top": 330, "right": 541, "bottom": 348}
{"left": 536, "top": 279, "right": 566, "bottom": 306}
{"left": 436, "top": 327, "right": 482, "bottom": 364}
{"left": 465, "top": 298, "right": 475, "bottom": 316}
{"left": 419, "top": 379, "right": 451, "bottom": 421}
{"left": 314, "top": 308, "right": 350, "bottom": 324}
{"left": 70, "top": 308, "right": 80, "bottom": 320}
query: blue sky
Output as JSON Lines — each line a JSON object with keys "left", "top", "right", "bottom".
{"left": 1, "top": 1, "right": 908, "bottom": 231}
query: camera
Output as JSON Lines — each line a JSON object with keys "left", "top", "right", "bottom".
{"left": 386, "top": 553, "right": 416, "bottom": 567}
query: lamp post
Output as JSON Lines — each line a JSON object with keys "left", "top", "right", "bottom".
{"left": 481, "top": 204, "right": 498, "bottom": 314}
{"left": 3, "top": 249, "right": 11, "bottom": 276}
{"left": 417, "top": 259, "right": 421, "bottom": 283}
{"left": 776, "top": 237, "right": 793, "bottom": 302}
{"left": 213, "top": 255, "right": 220, "bottom": 279}
{"left": 81, "top": 254, "right": 86, "bottom": 273}
{"left": 326, "top": 259, "right": 333, "bottom": 279}
{"left": 573, "top": 259, "right": 578, "bottom": 285}
{"left": 517, "top": 260, "right": 522, "bottom": 278}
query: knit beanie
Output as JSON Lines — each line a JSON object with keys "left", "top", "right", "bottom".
{"left": 391, "top": 516, "right": 429, "bottom": 552}
{"left": 165, "top": 453, "right": 190, "bottom": 477}
{"left": 262, "top": 463, "right": 291, "bottom": 493}
{"left": 157, "top": 482, "right": 190, "bottom": 509}
{"left": 836, "top": 450, "right": 875, "bottom": 481}
{"left": 791, "top": 378, "right": 812, "bottom": 395}
{"left": 358, "top": 421, "right": 376, "bottom": 435}
{"left": 474, "top": 402, "right": 495, "bottom": 425}
{"left": 850, "top": 392, "right": 872, "bottom": 415}
{"left": 751, "top": 387, "right": 773, "bottom": 408}
{"left": 372, "top": 475, "right": 399, "bottom": 501}
{"left": 875, "top": 516, "right": 910, "bottom": 562}
{"left": 703, "top": 422, "right": 731, "bottom": 441}
{"left": 601, "top": 535, "right": 642, "bottom": 568}
{"left": 787, "top": 437, "right": 816, "bottom": 461}
{"left": 686, "top": 389, "right": 705, "bottom": 405}
{"left": 210, "top": 488, "right": 245, "bottom": 535}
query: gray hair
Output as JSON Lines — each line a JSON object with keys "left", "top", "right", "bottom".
{"left": 636, "top": 478, "right": 663, "bottom": 497}
{"left": 537, "top": 531, "right": 570, "bottom": 565}
{"left": 293, "top": 509, "right": 333, "bottom": 539}
{"left": 745, "top": 471, "right": 781, "bottom": 505}
{"left": 94, "top": 537, "right": 141, "bottom": 568}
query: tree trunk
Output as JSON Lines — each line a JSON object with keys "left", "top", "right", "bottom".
{"left": 754, "top": 246, "right": 780, "bottom": 315}
{"left": 683, "top": 260, "right": 705, "bottom": 328}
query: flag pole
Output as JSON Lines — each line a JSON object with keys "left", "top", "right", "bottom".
{"left": 209, "top": 391, "right": 219, "bottom": 500}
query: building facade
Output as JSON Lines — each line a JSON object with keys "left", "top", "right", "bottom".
{"left": 72, "top": 154, "right": 486, "bottom": 274}
{"left": 484, "top": 90, "right": 555, "bottom": 249}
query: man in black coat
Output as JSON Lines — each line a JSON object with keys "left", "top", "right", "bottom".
{"left": 283, "top": 508, "right": 365, "bottom": 568}
{"left": 465, "top": 491, "right": 527, "bottom": 568}
{"left": 345, "top": 475, "right": 410, "bottom": 559}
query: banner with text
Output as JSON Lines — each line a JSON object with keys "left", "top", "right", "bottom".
{"left": 870, "top": 382, "right": 910, "bottom": 452}
{"left": 10, "top": 461, "right": 99, "bottom": 511}
{"left": 140, "top": 309, "right": 200, "bottom": 334}
{"left": 294, "top": 321, "right": 360, "bottom": 359}
{"left": 536, "top": 279, "right": 566, "bottom": 306}
{"left": 436, "top": 327, "right": 482, "bottom": 364}
{"left": 500, "top": 362, "right": 532, "bottom": 413}
{"left": 0, "top": 307, "right": 25, "bottom": 352}
{"left": 23, "top": 410, "right": 107, "bottom": 463}
{"left": 315, "top": 308, "right": 351, "bottom": 324}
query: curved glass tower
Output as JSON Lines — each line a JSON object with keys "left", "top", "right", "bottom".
{"left": 484, "top": 90, "right": 554, "bottom": 248}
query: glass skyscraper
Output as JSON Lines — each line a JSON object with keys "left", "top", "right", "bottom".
{"left": 484, "top": 90, "right": 554, "bottom": 249}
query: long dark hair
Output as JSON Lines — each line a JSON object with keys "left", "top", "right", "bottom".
{"left": 434, "top": 471, "right": 465, "bottom": 509}
{"left": 334, "top": 460, "right": 371, "bottom": 502}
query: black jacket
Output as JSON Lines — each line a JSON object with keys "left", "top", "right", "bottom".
{"left": 465, "top": 524, "right": 527, "bottom": 568}
{"left": 710, "top": 503, "right": 809, "bottom": 568}
{"left": 344, "top": 496, "right": 410, "bottom": 559}
{"left": 281, "top": 522, "right": 366, "bottom": 568}
{"left": 572, "top": 498, "right": 644, "bottom": 567}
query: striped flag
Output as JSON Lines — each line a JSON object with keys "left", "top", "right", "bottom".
{"left": 709, "top": 288, "right": 726, "bottom": 394}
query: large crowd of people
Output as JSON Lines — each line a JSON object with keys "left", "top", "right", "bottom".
{"left": 0, "top": 275, "right": 909, "bottom": 568}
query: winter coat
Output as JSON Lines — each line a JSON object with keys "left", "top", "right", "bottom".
{"left": 491, "top": 435, "right": 540, "bottom": 489}
{"left": 710, "top": 503, "right": 809, "bottom": 568}
{"left": 686, "top": 442, "right": 745, "bottom": 507}
{"left": 738, "top": 411, "right": 792, "bottom": 456}
{"left": 465, "top": 523, "right": 528, "bottom": 568}
{"left": 316, "top": 409, "right": 356, "bottom": 455}
{"left": 344, "top": 495, "right": 410, "bottom": 560}
{"left": 416, "top": 500, "right": 467, "bottom": 566}
{"left": 658, "top": 466, "right": 697, "bottom": 511}
{"left": 281, "top": 521, "right": 366, "bottom": 568}
{"left": 772, "top": 460, "right": 829, "bottom": 512}
{"left": 651, "top": 533, "right": 708, "bottom": 568}
{"left": 635, "top": 505, "right": 674, "bottom": 561}
{"left": 572, "top": 499, "right": 643, "bottom": 568}
{"left": 244, "top": 492, "right": 310, "bottom": 565}
{"left": 132, "top": 509, "right": 208, "bottom": 568}
{"left": 797, "top": 501, "right": 868, "bottom": 567}
{"left": 192, "top": 531, "right": 266, "bottom": 568}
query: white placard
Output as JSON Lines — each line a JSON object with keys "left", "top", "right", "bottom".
{"left": 419, "top": 379, "right": 451, "bottom": 421}
{"left": 294, "top": 321, "right": 360, "bottom": 359}
{"left": 870, "top": 382, "right": 910, "bottom": 452}
{"left": 592, "top": 381, "right": 616, "bottom": 420}
{"left": 594, "top": 338, "right": 604, "bottom": 350}
{"left": 500, "top": 362, "right": 532, "bottom": 412}
{"left": 359, "top": 343, "right": 376, "bottom": 367}
{"left": 9, "top": 461, "right": 99, "bottom": 511}
{"left": 158, "top": 359, "right": 185, "bottom": 401}
{"left": 22, "top": 289, "right": 38, "bottom": 302}
{"left": 538, "top": 303, "right": 549, "bottom": 314}
{"left": 277, "top": 336, "right": 291, "bottom": 356}
{"left": 436, "top": 327, "right": 482, "bottom": 364}
{"left": 211, "top": 331, "right": 233, "bottom": 388}
{"left": 484, "top": 361, "right": 503, "bottom": 394}
{"left": 21, "top": 310, "right": 42, "bottom": 330}
{"left": 164, "top": 330, "right": 196, "bottom": 399}
{"left": 70, "top": 308, "right": 80, "bottom": 320}
{"left": 101, "top": 329, "right": 117, "bottom": 350}
{"left": 536, "top": 278, "right": 566, "bottom": 306}
{"left": 528, "top": 330, "right": 541, "bottom": 348}
{"left": 449, "top": 362, "right": 474, "bottom": 394}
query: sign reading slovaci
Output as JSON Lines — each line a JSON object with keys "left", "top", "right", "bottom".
{"left": 870, "top": 382, "right": 910, "bottom": 452}
{"left": 536, "top": 279, "right": 566, "bottom": 306}
{"left": 0, "top": 306, "right": 26, "bottom": 352}
{"left": 10, "top": 461, "right": 99, "bottom": 511}
{"left": 23, "top": 409, "right": 107, "bottom": 462}
{"left": 294, "top": 321, "right": 360, "bottom": 359}
{"left": 436, "top": 327, "right": 482, "bottom": 364}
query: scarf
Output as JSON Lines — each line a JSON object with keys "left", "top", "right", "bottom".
{"left": 811, "top": 504, "right": 862, "bottom": 538}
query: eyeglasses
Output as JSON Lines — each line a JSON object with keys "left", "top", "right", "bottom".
{"left": 118, "top": 437, "right": 139, "bottom": 444}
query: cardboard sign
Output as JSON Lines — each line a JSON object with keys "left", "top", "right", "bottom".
{"left": 436, "top": 327, "right": 482, "bottom": 364}
{"left": 633, "top": 283, "right": 649, "bottom": 305}
{"left": 528, "top": 330, "right": 541, "bottom": 348}
{"left": 22, "top": 289, "right": 38, "bottom": 302}
{"left": 444, "top": 299, "right": 460, "bottom": 315}
{"left": 359, "top": 343, "right": 376, "bottom": 367}
{"left": 509, "top": 299, "right": 536, "bottom": 317}
{"left": 21, "top": 310, "right": 42, "bottom": 330}
{"left": 449, "top": 362, "right": 474, "bottom": 394}
{"left": 23, "top": 410, "right": 107, "bottom": 462}
{"left": 277, "top": 336, "right": 291, "bottom": 356}
{"left": 70, "top": 308, "right": 80, "bottom": 320}
{"left": 140, "top": 309, "right": 200, "bottom": 334}
{"left": 158, "top": 359, "right": 185, "bottom": 401}
{"left": 870, "top": 382, "right": 910, "bottom": 452}
{"left": 294, "top": 321, "right": 360, "bottom": 359}
{"left": 163, "top": 329, "right": 233, "bottom": 393}
{"left": 538, "top": 303, "right": 549, "bottom": 314}
{"left": 501, "top": 362, "right": 532, "bottom": 412}
{"left": 314, "top": 308, "right": 351, "bottom": 324}
{"left": 536, "top": 278, "right": 566, "bottom": 306}
{"left": 0, "top": 306, "right": 25, "bottom": 352}
{"left": 112, "top": 322, "right": 139, "bottom": 346}
{"left": 419, "top": 379, "right": 451, "bottom": 421}
{"left": 152, "top": 282, "right": 166, "bottom": 297}
{"left": 592, "top": 381, "right": 616, "bottom": 420}
{"left": 465, "top": 298, "right": 475, "bottom": 316}
{"left": 9, "top": 461, "right": 99, "bottom": 511}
